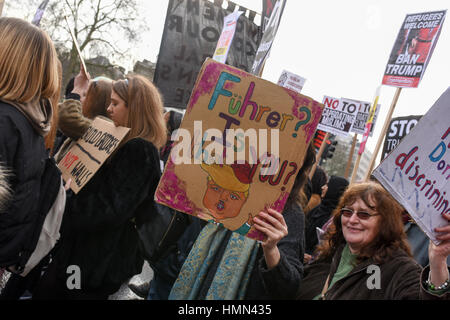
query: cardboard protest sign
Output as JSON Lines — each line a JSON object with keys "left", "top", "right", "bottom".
{"left": 383, "top": 10, "right": 446, "bottom": 88}
{"left": 317, "top": 96, "right": 358, "bottom": 137}
{"left": 277, "top": 70, "right": 306, "bottom": 93}
{"left": 58, "top": 117, "right": 130, "bottom": 194}
{"left": 212, "top": 10, "right": 243, "bottom": 64}
{"left": 155, "top": 58, "right": 324, "bottom": 241}
{"left": 373, "top": 88, "right": 450, "bottom": 244}
{"left": 350, "top": 100, "right": 380, "bottom": 136}
{"left": 381, "top": 115, "right": 422, "bottom": 160}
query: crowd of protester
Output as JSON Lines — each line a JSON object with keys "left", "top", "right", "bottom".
{"left": 0, "top": 17, "right": 449, "bottom": 300}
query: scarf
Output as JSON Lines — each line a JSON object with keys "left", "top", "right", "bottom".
{"left": 169, "top": 222, "right": 259, "bottom": 300}
{"left": 1, "top": 98, "right": 52, "bottom": 136}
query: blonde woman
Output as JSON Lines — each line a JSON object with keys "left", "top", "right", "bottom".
{"left": 34, "top": 75, "right": 167, "bottom": 299}
{"left": 0, "top": 18, "right": 61, "bottom": 274}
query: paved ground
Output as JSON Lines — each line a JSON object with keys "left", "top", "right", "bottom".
{"left": 0, "top": 261, "right": 154, "bottom": 300}
{"left": 108, "top": 261, "right": 154, "bottom": 300}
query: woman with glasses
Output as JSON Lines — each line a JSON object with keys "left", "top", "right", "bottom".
{"left": 296, "top": 181, "right": 450, "bottom": 300}
{"left": 33, "top": 75, "right": 167, "bottom": 299}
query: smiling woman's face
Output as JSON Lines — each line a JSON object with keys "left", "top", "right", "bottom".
{"left": 203, "top": 178, "right": 247, "bottom": 221}
{"left": 341, "top": 196, "right": 380, "bottom": 254}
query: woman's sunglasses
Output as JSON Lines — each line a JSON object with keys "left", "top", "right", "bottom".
{"left": 340, "top": 208, "right": 379, "bottom": 220}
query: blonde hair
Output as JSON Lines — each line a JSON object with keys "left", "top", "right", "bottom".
{"left": 45, "top": 59, "right": 62, "bottom": 155}
{"left": 112, "top": 75, "right": 167, "bottom": 149}
{"left": 0, "top": 17, "right": 59, "bottom": 103}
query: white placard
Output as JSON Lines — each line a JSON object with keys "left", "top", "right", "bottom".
{"left": 373, "top": 87, "right": 450, "bottom": 244}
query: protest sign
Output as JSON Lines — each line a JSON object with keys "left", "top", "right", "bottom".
{"left": 58, "top": 117, "right": 130, "bottom": 194}
{"left": 382, "top": 10, "right": 446, "bottom": 88}
{"left": 31, "top": 0, "right": 49, "bottom": 26}
{"left": 251, "top": 0, "right": 285, "bottom": 75}
{"left": 350, "top": 100, "right": 380, "bottom": 136}
{"left": 381, "top": 115, "right": 422, "bottom": 160}
{"left": 277, "top": 70, "right": 306, "bottom": 93}
{"left": 212, "top": 10, "right": 243, "bottom": 64}
{"left": 154, "top": 0, "right": 260, "bottom": 109}
{"left": 155, "top": 58, "right": 324, "bottom": 241}
{"left": 261, "top": 0, "right": 287, "bottom": 33}
{"left": 373, "top": 88, "right": 450, "bottom": 244}
{"left": 317, "top": 96, "right": 358, "bottom": 137}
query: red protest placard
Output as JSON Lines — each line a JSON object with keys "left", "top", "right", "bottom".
{"left": 382, "top": 10, "right": 446, "bottom": 88}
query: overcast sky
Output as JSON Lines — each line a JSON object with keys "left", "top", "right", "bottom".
{"left": 5, "top": 0, "right": 449, "bottom": 166}
{"left": 135, "top": 0, "right": 449, "bottom": 166}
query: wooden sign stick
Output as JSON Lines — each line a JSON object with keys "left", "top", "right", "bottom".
{"left": 344, "top": 133, "right": 358, "bottom": 179}
{"left": 364, "top": 87, "right": 402, "bottom": 181}
{"left": 62, "top": 5, "right": 88, "bottom": 76}
{"left": 350, "top": 153, "right": 362, "bottom": 183}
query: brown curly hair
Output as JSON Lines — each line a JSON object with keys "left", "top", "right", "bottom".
{"left": 315, "top": 181, "right": 412, "bottom": 264}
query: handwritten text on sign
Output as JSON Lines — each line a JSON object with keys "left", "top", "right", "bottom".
{"left": 373, "top": 87, "right": 450, "bottom": 244}
{"left": 58, "top": 117, "right": 130, "bottom": 193}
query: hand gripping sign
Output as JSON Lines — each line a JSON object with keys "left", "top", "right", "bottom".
{"left": 155, "top": 58, "right": 324, "bottom": 241}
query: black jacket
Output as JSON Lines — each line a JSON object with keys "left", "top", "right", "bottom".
{"left": 244, "top": 202, "right": 305, "bottom": 299}
{"left": 305, "top": 176, "right": 349, "bottom": 254}
{"left": 0, "top": 102, "right": 58, "bottom": 270}
{"left": 50, "top": 138, "right": 161, "bottom": 293}
{"left": 297, "top": 245, "right": 448, "bottom": 300}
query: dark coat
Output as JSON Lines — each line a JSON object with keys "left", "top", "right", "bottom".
{"left": 305, "top": 176, "right": 349, "bottom": 254}
{"left": 244, "top": 202, "right": 305, "bottom": 300}
{"left": 297, "top": 244, "right": 448, "bottom": 300}
{"left": 48, "top": 138, "right": 162, "bottom": 294}
{"left": 0, "top": 102, "right": 56, "bottom": 269}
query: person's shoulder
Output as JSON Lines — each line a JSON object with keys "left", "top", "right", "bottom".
{"left": 0, "top": 101, "right": 22, "bottom": 118}
{"left": 123, "top": 137, "right": 157, "bottom": 150}
{"left": 0, "top": 102, "right": 32, "bottom": 132}
{"left": 118, "top": 138, "right": 159, "bottom": 160}
{"left": 282, "top": 201, "right": 305, "bottom": 230}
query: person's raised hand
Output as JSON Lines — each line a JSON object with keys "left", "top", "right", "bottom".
{"left": 253, "top": 208, "right": 288, "bottom": 269}
{"left": 428, "top": 212, "right": 450, "bottom": 287}
{"left": 253, "top": 208, "right": 288, "bottom": 250}
{"left": 71, "top": 62, "right": 90, "bottom": 98}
